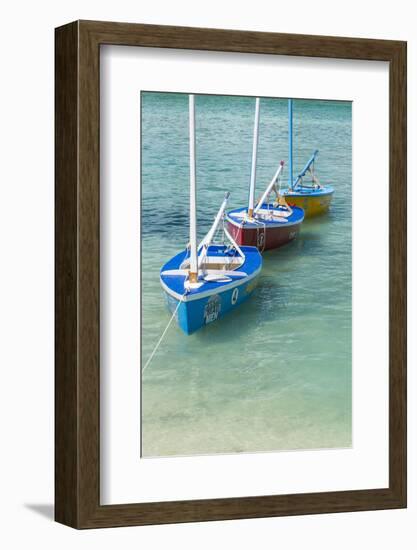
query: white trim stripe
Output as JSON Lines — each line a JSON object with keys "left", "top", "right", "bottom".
{"left": 160, "top": 265, "right": 262, "bottom": 302}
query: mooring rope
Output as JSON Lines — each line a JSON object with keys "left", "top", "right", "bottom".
{"left": 142, "top": 289, "right": 188, "bottom": 373}
{"left": 252, "top": 217, "right": 267, "bottom": 253}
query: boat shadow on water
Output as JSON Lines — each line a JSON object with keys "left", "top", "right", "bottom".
{"left": 187, "top": 274, "right": 292, "bottom": 345}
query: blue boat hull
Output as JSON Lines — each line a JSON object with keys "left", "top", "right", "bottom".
{"left": 163, "top": 275, "right": 259, "bottom": 335}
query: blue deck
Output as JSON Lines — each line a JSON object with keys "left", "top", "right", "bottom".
{"left": 160, "top": 245, "right": 261, "bottom": 299}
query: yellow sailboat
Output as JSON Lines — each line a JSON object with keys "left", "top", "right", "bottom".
{"left": 282, "top": 99, "right": 334, "bottom": 217}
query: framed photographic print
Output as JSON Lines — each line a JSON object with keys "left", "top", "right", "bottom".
{"left": 55, "top": 20, "right": 406, "bottom": 528}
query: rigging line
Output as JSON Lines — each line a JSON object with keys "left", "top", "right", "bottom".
{"left": 142, "top": 289, "right": 188, "bottom": 373}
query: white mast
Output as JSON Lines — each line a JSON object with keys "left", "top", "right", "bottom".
{"left": 188, "top": 94, "right": 198, "bottom": 283}
{"left": 248, "top": 97, "right": 260, "bottom": 218}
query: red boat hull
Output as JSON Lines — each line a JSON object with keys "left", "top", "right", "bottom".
{"left": 226, "top": 219, "right": 301, "bottom": 251}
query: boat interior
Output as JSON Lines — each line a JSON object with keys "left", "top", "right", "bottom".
{"left": 180, "top": 254, "right": 243, "bottom": 272}
{"left": 229, "top": 206, "right": 292, "bottom": 223}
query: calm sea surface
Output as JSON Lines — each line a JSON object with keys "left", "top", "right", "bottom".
{"left": 141, "top": 92, "right": 352, "bottom": 457}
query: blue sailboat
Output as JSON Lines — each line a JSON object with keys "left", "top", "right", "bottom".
{"left": 160, "top": 95, "right": 262, "bottom": 335}
{"left": 282, "top": 99, "right": 335, "bottom": 217}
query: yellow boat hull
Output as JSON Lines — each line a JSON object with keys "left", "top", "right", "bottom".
{"left": 283, "top": 190, "right": 334, "bottom": 218}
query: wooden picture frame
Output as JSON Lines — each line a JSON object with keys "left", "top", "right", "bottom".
{"left": 55, "top": 20, "right": 407, "bottom": 529}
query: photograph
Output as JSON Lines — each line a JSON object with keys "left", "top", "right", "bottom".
{"left": 140, "top": 91, "right": 352, "bottom": 458}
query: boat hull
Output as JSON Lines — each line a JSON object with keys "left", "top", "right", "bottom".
{"left": 163, "top": 274, "right": 259, "bottom": 335}
{"left": 226, "top": 220, "right": 301, "bottom": 251}
{"left": 160, "top": 245, "right": 262, "bottom": 335}
{"left": 283, "top": 187, "right": 334, "bottom": 217}
{"left": 226, "top": 205, "right": 304, "bottom": 251}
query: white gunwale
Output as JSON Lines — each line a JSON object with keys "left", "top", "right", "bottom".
{"left": 160, "top": 264, "right": 262, "bottom": 302}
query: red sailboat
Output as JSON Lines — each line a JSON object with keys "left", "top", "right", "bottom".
{"left": 226, "top": 98, "right": 304, "bottom": 252}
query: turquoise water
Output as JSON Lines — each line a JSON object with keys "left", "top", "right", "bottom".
{"left": 141, "top": 92, "right": 352, "bottom": 457}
